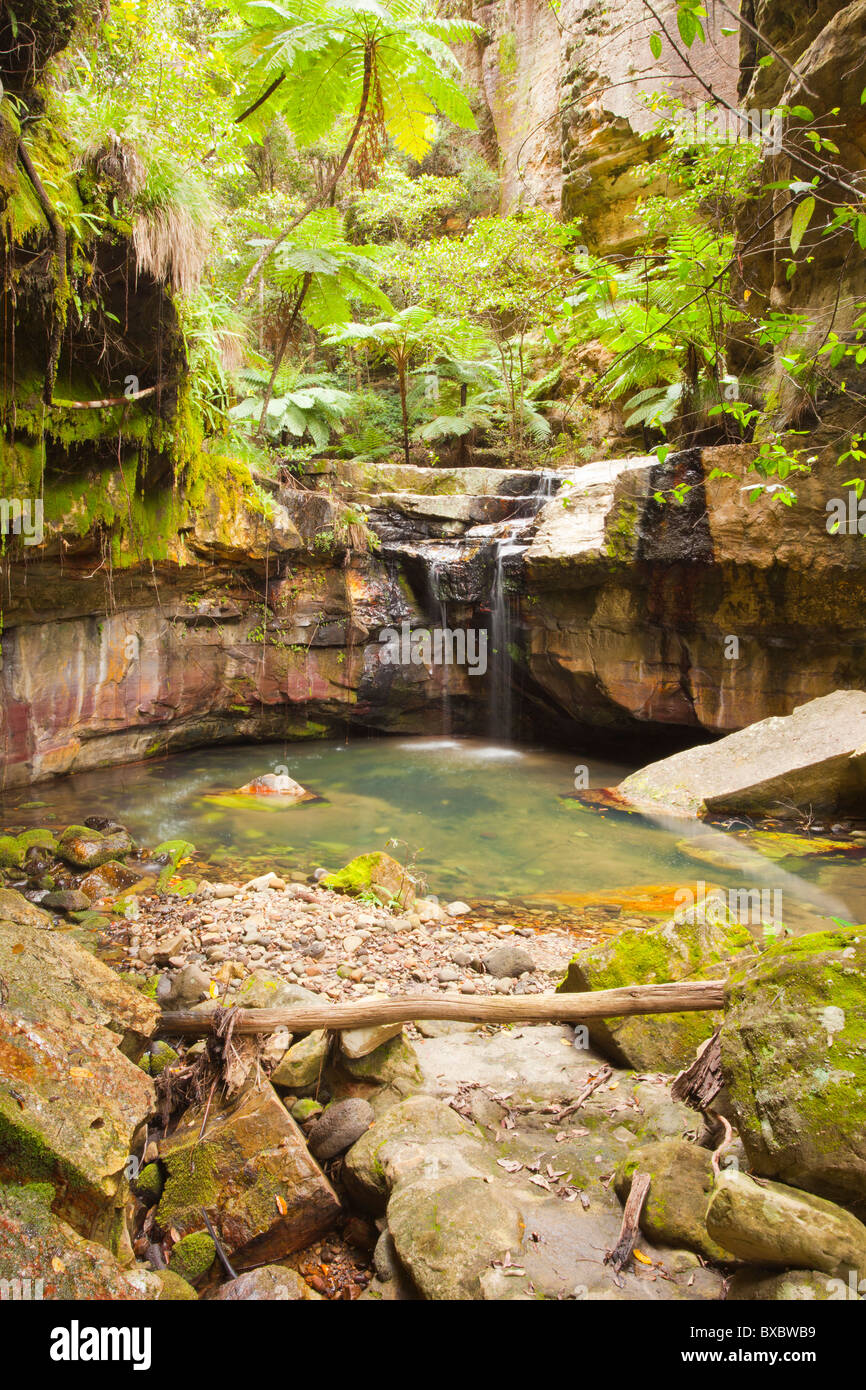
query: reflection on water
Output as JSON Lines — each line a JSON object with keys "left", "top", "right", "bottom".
{"left": 1, "top": 737, "right": 863, "bottom": 924}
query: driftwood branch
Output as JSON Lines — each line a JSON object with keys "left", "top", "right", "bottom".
{"left": 158, "top": 979, "right": 725, "bottom": 1037}
{"left": 606, "top": 1172, "right": 651, "bottom": 1274}
{"left": 672, "top": 1027, "right": 723, "bottom": 1111}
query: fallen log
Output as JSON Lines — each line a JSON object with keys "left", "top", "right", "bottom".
{"left": 158, "top": 978, "right": 725, "bottom": 1037}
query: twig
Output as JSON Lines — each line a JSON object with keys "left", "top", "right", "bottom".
{"left": 200, "top": 1208, "right": 237, "bottom": 1281}
{"left": 711, "top": 1114, "right": 734, "bottom": 1178}
{"left": 556, "top": 1064, "right": 613, "bottom": 1120}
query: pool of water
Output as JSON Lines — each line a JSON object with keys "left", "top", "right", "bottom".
{"left": 2, "top": 737, "right": 864, "bottom": 926}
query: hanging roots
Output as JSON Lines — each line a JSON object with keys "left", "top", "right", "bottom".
{"left": 354, "top": 77, "right": 387, "bottom": 190}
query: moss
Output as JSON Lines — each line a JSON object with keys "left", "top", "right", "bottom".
{"left": 605, "top": 498, "right": 639, "bottom": 562}
{"left": 138, "top": 1041, "right": 179, "bottom": 1077}
{"left": 157, "top": 1145, "right": 219, "bottom": 1229}
{"left": 133, "top": 1162, "right": 164, "bottom": 1204}
{"left": 155, "top": 1268, "right": 199, "bottom": 1300}
{"left": 154, "top": 839, "right": 195, "bottom": 889}
{"left": 168, "top": 1231, "right": 216, "bottom": 1283}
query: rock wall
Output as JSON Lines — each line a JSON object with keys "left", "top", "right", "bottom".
{"left": 465, "top": 0, "right": 739, "bottom": 249}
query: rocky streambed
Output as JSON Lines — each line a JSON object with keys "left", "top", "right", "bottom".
{"left": 1, "top": 802, "right": 865, "bottom": 1303}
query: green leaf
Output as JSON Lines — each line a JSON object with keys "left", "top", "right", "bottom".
{"left": 789, "top": 195, "right": 815, "bottom": 255}
{"left": 789, "top": 105, "right": 813, "bottom": 121}
{"left": 650, "top": 31, "right": 662, "bottom": 59}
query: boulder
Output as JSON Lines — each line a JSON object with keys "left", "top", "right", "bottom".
{"left": 0, "top": 829, "right": 56, "bottom": 870}
{"left": 237, "top": 773, "right": 307, "bottom": 798}
{"left": 614, "top": 1139, "right": 730, "bottom": 1263}
{"left": 388, "top": 1174, "right": 522, "bottom": 1301}
{"left": 56, "top": 824, "right": 134, "bottom": 868}
{"left": 208, "top": 1265, "right": 322, "bottom": 1300}
{"left": 0, "top": 915, "right": 157, "bottom": 1245}
{"left": 40, "top": 889, "right": 92, "bottom": 912}
{"left": 322, "top": 851, "right": 416, "bottom": 911}
{"left": 307, "top": 1098, "right": 375, "bottom": 1160}
{"left": 235, "top": 971, "right": 319, "bottom": 1011}
{"left": 558, "top": 911, "right": 753, "bottom": 1070}
{"left": 271, "top": 1030, "right": 329, "bottom": 1090}
{"left": 156, "top": 1084, "right": 341, "bottom": 1267}
{"left": 157, "top": 963, "right": 212, "bottom": 1009}
{"left": 721, "top": 926, "right": 866, "bottom": 1208}
{"left": 79, "top": 861, "right": 141, "bottom": 898}
{"left": 336, "top": 1033, "right": 423, "bottom": 1109}
{"left": 706, "top": 1170, "right": 866, "bottom": 1279}
{"left": 0, "top": 1183, "right": 165, "bottom": 1300}
{"left": 616, "top": 690, "right": 866, "bottom": 819}
{"left": 339, "top": 1023, "right": 404, "bottom": 1059}
{"left": 483, "top": 943, "right": 535, "bottom": 978}
{"left": 343, "top": 1095, "right": 483, "bottom": 1211}
{"left": 168, "top": 1232, "right": 216, "bottom": 1283}
{"left": 0, "top": 888, "right": 52, "bottom": 929}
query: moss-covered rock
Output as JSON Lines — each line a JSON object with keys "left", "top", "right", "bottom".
{"left": 706, "top": 1169, "right": 866, "bottom": 1278}
{"left": 56, "top": 824, "right": 134, "bottom": 869}
{"left": 168, "top": 1232, "right": 216, "bottom": 1283}
{"left": 0, "top": 829, "right": 56, "bottom": 868}
{"left": 0, "top": 913, "right": 157, "bottom": 1245}
{"left": 0, "top": 1182, "right": 164, "bottom": 1299}
{"left": 322, "top": 851, "right": 416, "bottom": 910}
{"left": 138, "top": 1041, "right": 179, "bottom": 1077}
{"left": 270, "top": 1030, "right": 329, "bottom": 1091}
{"left": 722, "top": 926, "right": 866, "bottom": 1210}
{"left": 558, "top": 911, "right": 754, "bottom": 1070}
{"left": 156, "top": 1084, "right": 341, "bottom": 1267}
{"left": 614, "top": 1139, "right": 730, "bottom": 1263}
{"left": 133, "top": 1162, "right": 164, "bottom": 1204}
{"left": 154, "top": 839, "right": 195, "bottom": 889}
{"left": 155, "top": 1268, "right": 199, "bottom": 1300}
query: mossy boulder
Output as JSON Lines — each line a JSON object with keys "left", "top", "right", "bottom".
{"left": 706, "top": 1169, "right": 866, "bottom": 1278}
{"left": 133, "top": 1162, "right": 164, "bottom": 1204}
{"left": 343, "top": 1095, "right": 480, "bottom": 1213}
{"left": 270, "top": 1030, "right": 329, "bottom": 1090}
{"left": 0, "top": 1182, "right": 165, "bottom": 1299}
{"left": 334, "top": 1034, "right": 424, "bottom": 1112}
{"left": 0, "top": 829, "right": 56, "bottom": 869}
{"left": 558, "top": 911, "right": 754, "bottom": 1071}
{"left": 614, "top": 1138, "right": 730, "bottom": 1263}
{"left": 153, "top": 839, "right": 195, "bottom": 889}
{"left": 322, "top": 851, "right": 416, "bottom": 910}
{"left": 0, "top": 914, "right": 157, "bottom": 1245}
{"left": 79, "top": 861, "right": 142, "bottom": 899}
{"left": 155, "top": 1268, "right": 199, "bottom": 1300}
{"left": 168, "top": 1232, "right": 216, "bottom": 1283}
{"left": 56, "top": 824, "right": 134, "bottom": 869}
{"left": 721, "top": 926, "right": 866, "bottom": 1209}
{"left": 156, "top": 1084, "right": 341, "bottom": 1268}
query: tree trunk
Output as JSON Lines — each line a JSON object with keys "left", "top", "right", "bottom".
{"left": 158, "top": 978, "right": 725, "bottom": 1036}
{"left": 397, "top": 356, "right": 410, "bottom": 467}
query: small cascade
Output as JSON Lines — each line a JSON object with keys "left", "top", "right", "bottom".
{"left": 485, "top": 470, "right": 560, "bottom": 741}
{"left": 425, "top": 556, "right": 452, "bottom": 735}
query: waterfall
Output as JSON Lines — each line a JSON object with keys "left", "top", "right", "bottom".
{"left": 426, "top": 556, "right": 451, "bottom": 735}
{"left": 487, "top": 471, "right": 558, "bottom": 741}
